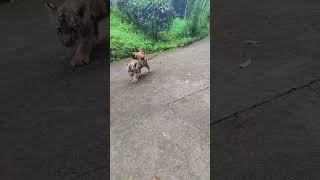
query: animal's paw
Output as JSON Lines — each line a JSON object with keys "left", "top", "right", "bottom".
{"left": 131, "top": 78, "right": 139, "bottom": 83}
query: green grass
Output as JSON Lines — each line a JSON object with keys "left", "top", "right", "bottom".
{"left": 110, "top": 7, "right": 209, "bottom": 62}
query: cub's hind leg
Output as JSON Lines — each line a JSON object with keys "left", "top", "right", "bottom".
{"left": 144, "top": 61, "right": 150, "bottom": 72}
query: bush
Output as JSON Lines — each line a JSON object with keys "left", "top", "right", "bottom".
{"left": 110, "top": 8, "right": 155, "bottom": 61}
{"left": 167, "top": 18, "right": 191, "bottom": 38}
{"left": 117, "top": 0, "right": 175, "bottom": 40}
{"left": 188, "top": 0, "right": 210, "bottom": 36}
{"left": 110, "top": 3, "right": 210, "bottom": 62}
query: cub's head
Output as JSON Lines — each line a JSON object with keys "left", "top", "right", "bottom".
{"left": 125, "top": 60, "right": 140, "bottom": 77}
{"left": 139, "top": 48, "right": 146, "bottom": 55}
{"left": 45, "top": 2, "right": 80, "bottom": 48}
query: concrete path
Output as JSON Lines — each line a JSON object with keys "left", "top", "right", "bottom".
{"left": 212, "top": 0, "right": 320, "bottom": 179}
{"left": 110, "top": 37, "right": 210, "bottom": 179}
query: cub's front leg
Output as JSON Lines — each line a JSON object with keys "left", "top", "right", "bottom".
{"left": 131, "top": 73, "right": 139, "bottom": 83}
{"left": 131, "top": 69, "right": 141, "bottom": 83}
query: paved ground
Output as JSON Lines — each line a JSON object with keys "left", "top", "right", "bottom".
{"left": 110, "top": 37, "right": 210, "bottom": 179}
{"left": 0, "top": 1, "right": 108, "bottom": 179}
{"left": 212, "top": 0, "right": 320, "bottom": 179}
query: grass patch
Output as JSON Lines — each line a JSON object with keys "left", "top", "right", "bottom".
{"left": 110, "top": 7, "right": 209, "bottom": 62}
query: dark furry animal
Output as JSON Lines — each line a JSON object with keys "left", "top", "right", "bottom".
{"left": 45, "top": 0, "right": 108, "bottom": 66}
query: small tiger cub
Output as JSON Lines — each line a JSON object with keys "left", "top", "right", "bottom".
{"left": 125, "top": 48, "right": 150, "bottom": 83}
{"left": 131, "top": 48, "right": 150, "bottom": 71}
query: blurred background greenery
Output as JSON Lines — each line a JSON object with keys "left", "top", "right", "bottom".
{"left": 110, "top": 0, "right": 210, "bottom": 62}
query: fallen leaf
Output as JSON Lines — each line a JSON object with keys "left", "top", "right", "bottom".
{"left": 245, "top": 40, "right": 260, "bottom": 44}
{"left": 185, "top": 80, "right": 189, "bottom": 83}
{"left": 239, "top": 59, "right": 252, "bottom": 69}
{"left": 162, "top": 132, "right": 166, "bottom": 136}
{"left": 186, "top": 73, "right": 191, "bottom": 76}
{"left": 154, "top": 175, "right": 161, "bottom": 180}
{"left": 153, "top": 90, "right": 158, "bottom": 93}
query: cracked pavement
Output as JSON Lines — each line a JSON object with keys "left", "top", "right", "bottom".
{"left": 110, "top": 37, "right": 210, "bottom": 179}
{"left": 212, "top": 0, "right": 320, "bottom": 179}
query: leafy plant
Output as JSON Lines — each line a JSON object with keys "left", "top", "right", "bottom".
{"left": 188, "top": 0, "right": 210, "bottom": 36}
{"left": 117, "top": 0, "right": 175, "bottom": 40}
{"left": 110, "top": 0, "right": 210, "bottom": 62}
{"left": 110, "top": 8, "right": 154, "bottom": 61}
{"left": 167, "top": 18, "right": 191, "bottom": 38}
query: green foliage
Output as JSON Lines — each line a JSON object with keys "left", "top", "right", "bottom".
{"left": 184, "top": 0, "right": 197, "bottom": 19}
{"left": 110, "top": 1, "right": 210, "bottom": 62}
{"left": 110, "top": 8, "right": 153, "bottom": 61}
{"left": 167, "top": 18, "right": 191, "bottom": 38}
{"left": 172, "top": 0, "right": 187, "bottom": 18}
{"left": 117, "top": 0, "right": 175, "bottom": 40}
{"left": 188, "top": 0, "right": 210, "bottom": 36}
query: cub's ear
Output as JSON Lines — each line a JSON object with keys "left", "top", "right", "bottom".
{"left": 45, "top": 2, "right": 57, "bottom": 15}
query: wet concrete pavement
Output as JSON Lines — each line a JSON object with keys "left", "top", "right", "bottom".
{"left": 212, "top": 0, "right": 320, "bottom": 179}
{"left": 110, "top": 37, "right": 210, "bottom": 179}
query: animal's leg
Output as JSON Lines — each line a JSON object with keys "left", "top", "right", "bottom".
{"left": 132, "top": 73, "right": 139, "bottom": 83}
{"left": 142, "top": 60, "right": 150, "bottom": 71}
{"left": 131, "top": 68, "right": 141, "bottom": 83}
{"left": 145, "top": 62, "right": 150, "bottom": 72}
